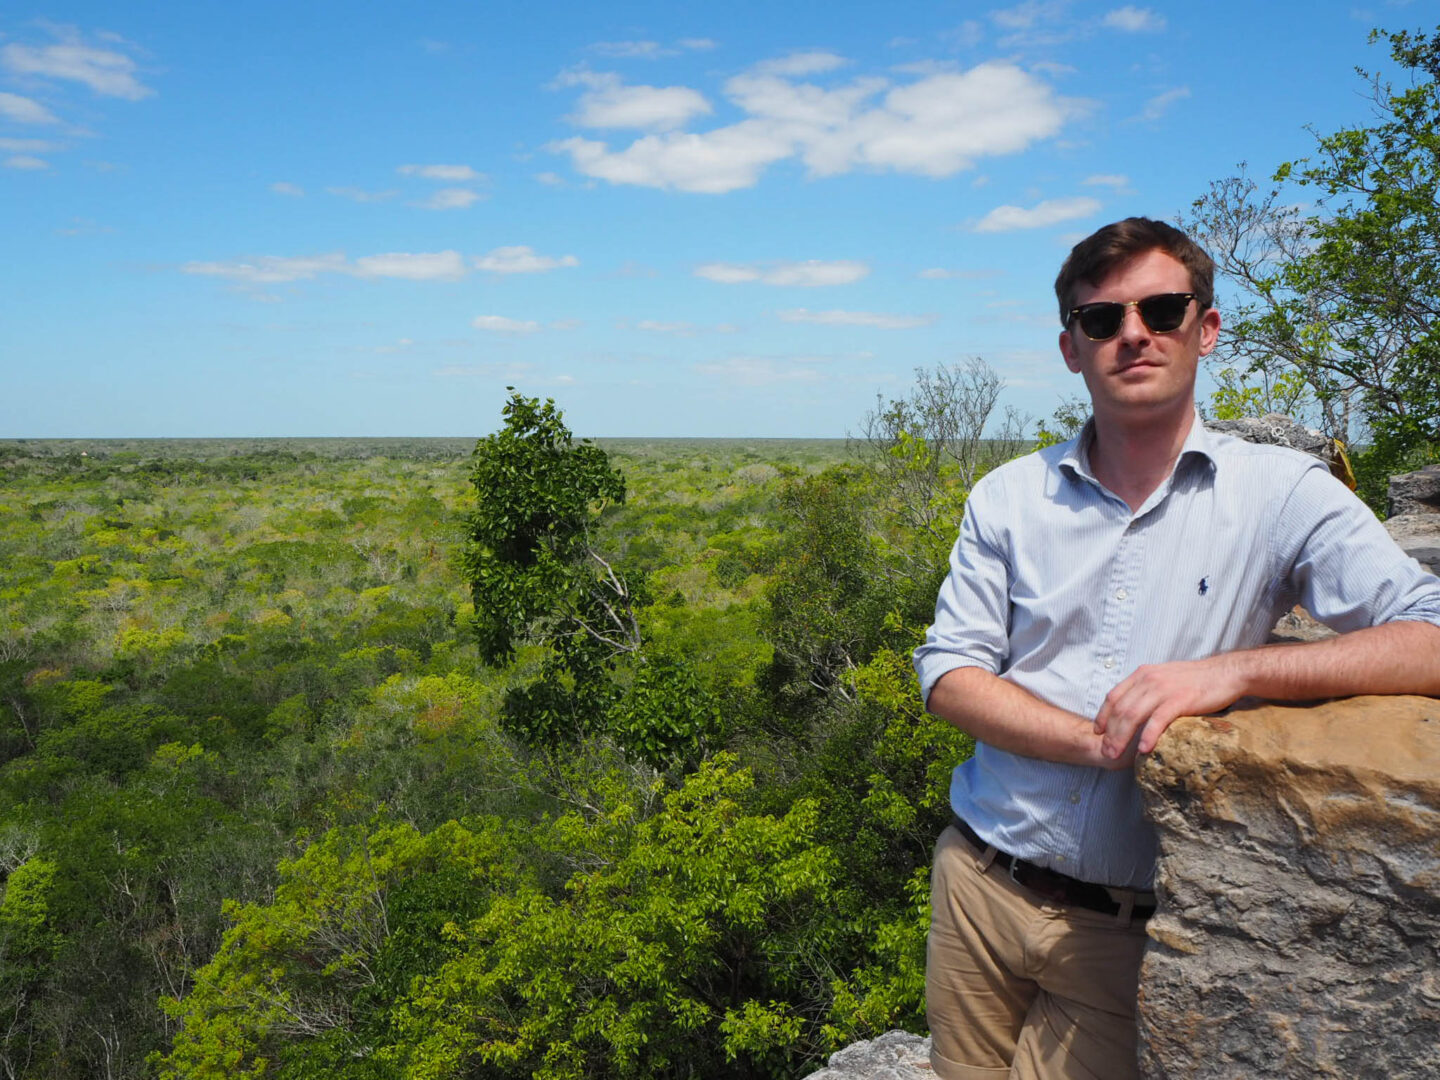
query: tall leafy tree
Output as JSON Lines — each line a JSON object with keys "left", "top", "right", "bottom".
{"left": 1188, "top": 25, "right": 1440, "bottom": 497}
{"left": 462, "top": 391, "right": 639, "bottom": 744}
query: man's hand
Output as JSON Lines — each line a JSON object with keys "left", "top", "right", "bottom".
{"left": 1093, "top": 655, "right": 1248, "bottom": 760}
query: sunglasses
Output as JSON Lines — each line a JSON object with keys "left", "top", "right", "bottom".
{"left": 1066, "top": 292, "right": 1197, "bottom": 341}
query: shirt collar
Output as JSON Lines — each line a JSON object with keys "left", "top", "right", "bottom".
{"left": 1058, "top": 409, "right": 1218, "bottom": 486}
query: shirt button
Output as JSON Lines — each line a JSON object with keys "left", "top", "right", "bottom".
{"left": 1115, "top": 588, "right": 1128, "bottom": 600}
{"left": 1069, "top": 792, "right": 1081, "bottom": 804}
{"left": 1055, "top": 855, "right": 1066, "bottom": 863}
{"left": 1102, "top": 656, "right": 1114, "bottom": 670}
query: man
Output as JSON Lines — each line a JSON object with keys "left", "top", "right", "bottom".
{"left": 913, "top": 217, "right": 1440, "bottom": 1080}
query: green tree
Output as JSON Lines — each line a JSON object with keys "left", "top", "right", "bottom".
{"left": 1188, "top": 25, "right": 1440, "bottom": 502}
{"left": 461, "top": 391, "right": 637, "bottom": 744}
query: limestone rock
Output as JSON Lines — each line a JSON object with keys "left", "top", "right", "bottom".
{"left": 1388, "top": 463, "right": 1440, "bottom": 519}
{"left": 1385, "top": 511, "right": 1440, "bottom": 578}
{"left": 1204, "top": 414, "right": 1336, "bottom": 466}
{"left": 804, "top": 1031, "right": 932, "bottom": 1079}
{"left": 1135, "top": 696, "right": 1440, "bottom": 1079}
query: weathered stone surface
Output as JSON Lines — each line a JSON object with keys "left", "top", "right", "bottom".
{"left": 1266, "top": 605, "right": 1336, "bottom": 644}
{"left": 804, "top": 1030, "right": 932, "bottom": 1079}
{"left": 1388, "top": 463, "right": 1440, "bottom": 519}
{"left": 1385, "top": 511, "right": 1440, "bottom": 578}
{"left": 1205, "top": 414, "right": 1337, "bottom": 466}
{"left": 1135, "top": 696, "right": 1440, "bottom": 1079}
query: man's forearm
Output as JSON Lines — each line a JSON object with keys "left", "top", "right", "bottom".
{"left": 1096, "top": 619, "right": 1440, "bottom": 759}
{"left": 926, "top": 666, "right": 1128, "bottom": 770}
{"left": 1228, "top": 620, "right": 1440, "bottom": 701}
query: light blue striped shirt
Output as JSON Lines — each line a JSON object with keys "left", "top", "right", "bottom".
{"left": 914, "top": 417, "right": 1440, "bottom": 889}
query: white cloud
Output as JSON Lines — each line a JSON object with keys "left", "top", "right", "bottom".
{"left": 397, "top": 163, "right": 481, "bottom": 181}
{"left": 0, "top": 92, "right": 60, "bottom": 125}
{"left": 588, "top": 38, "right": 717, "bottom": 58}
{"left": 550, "top": 58, "right": 1081, "bottom": 192}
{"left": 354, "top": 251, "right": 468, "bottom": 280}
{"left": 473, "top": 315, "right": 541, "bottom": 333}
{"left": 973, "top": 196, "right": 1101, "bottom": 233}
{"left": 270, "top": 181, "right": 304, "bottom": 196}
{"left": 636, "top": 320, "right": 695, "bottom": 334}
{"left": 182, "top": 250, "right": 468, "bottom": 284}
{"left": 435, "top": 361, "right": 537, "bottom": 380}
{"left": 1102, "top": 6, "right": 1166, "bottom": 31}
{"left": 1, "top": 39, "right": 152, "bottom": 100}
{"left": 1082, "top": 173, "right": 1129, "bottom": 188}
{"left": 0, "top": 137, "right": 59, "bottom": 151}
{"left": 182, "top": 253, "right": 351, "bottom": 284}
{"left": 473, "top": 245, "right": 580, "bottom": 273}
{"left": 589, "top": 40, "right": 666, "bottom": 59}
{"left": 326, "top": 186, "right": 398, "bottom": 203}
{"left": 412, "top": 187, "right": 482, "bottom": 210}
{"left": 558, "top": 69, "right": 712, "bottom": 131}
{"left": 1137, "top": 86, "right": 1190, "bottom": 121}
{"left": 693, "top": 356, "right": 826, "bottom": 386}
{"left": 551, "top": 121, "right": 791, "bottom": 194}
{"left": 777, "top": 308, "right": 935, "bottom": 329}
{"left": 4, "top": 154, "right": 49, "bottom": 170}
{"left": 694, "top": 259, "right": 869, "bottom": 286}
{"left": 754, "top": 51, "right": 848, "bottom": 77}
{"left": 535, "top": 171, "right": 564, "bottom": 185}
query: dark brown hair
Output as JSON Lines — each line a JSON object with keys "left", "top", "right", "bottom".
{"left": 1053, "top": 217, "right": 1215, "bottom": 324}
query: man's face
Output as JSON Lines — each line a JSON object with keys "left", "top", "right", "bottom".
{"left": 1058, "top": 249, "right": 1221, "bottom": 421}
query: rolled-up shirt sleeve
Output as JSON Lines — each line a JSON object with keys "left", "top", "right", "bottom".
{"left": 1275, "top": 464, "right": 1440, "bottom": 631}
{"left": 913, "top": 483, "right": 1013, "bottom": 709}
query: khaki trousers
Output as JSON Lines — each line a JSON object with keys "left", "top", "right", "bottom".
{"left": 927, "top": 825, "right": 1149, "bottom": 1080}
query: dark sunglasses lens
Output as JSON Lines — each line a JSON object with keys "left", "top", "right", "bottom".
{"left": 1138, "top": 294, "right": 1191, "bottom": 332}
{"left": 1077, "top": 304, "right": 1123, "bottom": 339}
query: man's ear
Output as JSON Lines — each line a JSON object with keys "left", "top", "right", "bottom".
{"left": 1059, "top": 328, "right": 1081, "bottom": 373}
{"left": 1198, "top": 305, "right": 1222, "bottom": 357}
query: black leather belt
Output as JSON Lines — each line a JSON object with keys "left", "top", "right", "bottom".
{"left": 951, "top": 815, "right": 1156, "bottom": 921}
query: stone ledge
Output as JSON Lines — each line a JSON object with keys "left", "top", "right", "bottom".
{"left": 1135, "top": 695, "right": 1440, "bottom": 1079}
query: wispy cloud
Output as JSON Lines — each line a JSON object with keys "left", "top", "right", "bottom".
{"left": 693, "top": 356, "right": 827, "bottom": 386}
{"left": 0, "top": 92, "right": 60, "bottom": 125}
{"left": 973, "top": 196, "right": 1100, "bottom": 232}
{"left": 397, "top": 163, "right": 482, "bottom": 181}
{"left": 777, "top": 308, "right": 935, "bottom": 329}
{"left": 1, "top": 33, "right": 153, "bottom": 100}
{"left": 694, "top": 259, "right": 869, "bottom": 286}
{"left": 753, "top": 50, "right": 848, "bottom": 77}
{"left": 326, "top": 186, "right": 398, "bottom": 203}
{"left": 473, "top": 315, "right": 541, "bottom": 333}
{"left": 473, "top": 245, "right": 580, "bottom": 273}
{"left": 587, "top": 38, "right": 719, "bottom": 59}
{"left": 1136, "top": 86, "right": 1190, "bottom": 121}
{"left": 0, "top": 137, "right": 59, "bottom": 151}
{"left": 182, "top": 250, "right": 468, "bottom": 284}
{"left": 1101, "top": 6, "right": 1166, "bottom": 31}
{"left": 550, "top": 55, "right": 1084, "bottom": 193}
{"left": 556, "top": 68, "right": 712, "bottom": 131}
{"left": 270, "top": 181, "right": 304, "bottom": 197}
{"left": 353, "top": 251, "right": 468, "bottom": 279}
{"left": 1082, "top": 173, "right": 1129, "bottom": 188}
{"left": 4, "top": 154, "right": 49, "bottom": 170}
{"left": 634, "top": 320, "right": 696, "bottom": 334}
{"left": 411, "top": 187, "right": 483, "bottom": 210}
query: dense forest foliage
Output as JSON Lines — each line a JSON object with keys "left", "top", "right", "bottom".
{"left": 0, "top": 400, "right": 979, "bottom": 1079}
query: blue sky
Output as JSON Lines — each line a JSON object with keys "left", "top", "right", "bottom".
{"left": 0, "top": 1, "right": 1426, "bottom": 437}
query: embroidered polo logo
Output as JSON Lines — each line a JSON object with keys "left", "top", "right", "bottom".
{"left": 1198, "top": 577, "right": 1209, "bottom": 596}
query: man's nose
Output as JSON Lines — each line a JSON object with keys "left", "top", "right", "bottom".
{"left": 1117, "top": 305, "right": 1150, "bottom": 344}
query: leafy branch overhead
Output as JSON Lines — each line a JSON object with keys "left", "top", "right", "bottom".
{"left": 1188, "top": 26, "right": 1440, "bottom": 487}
